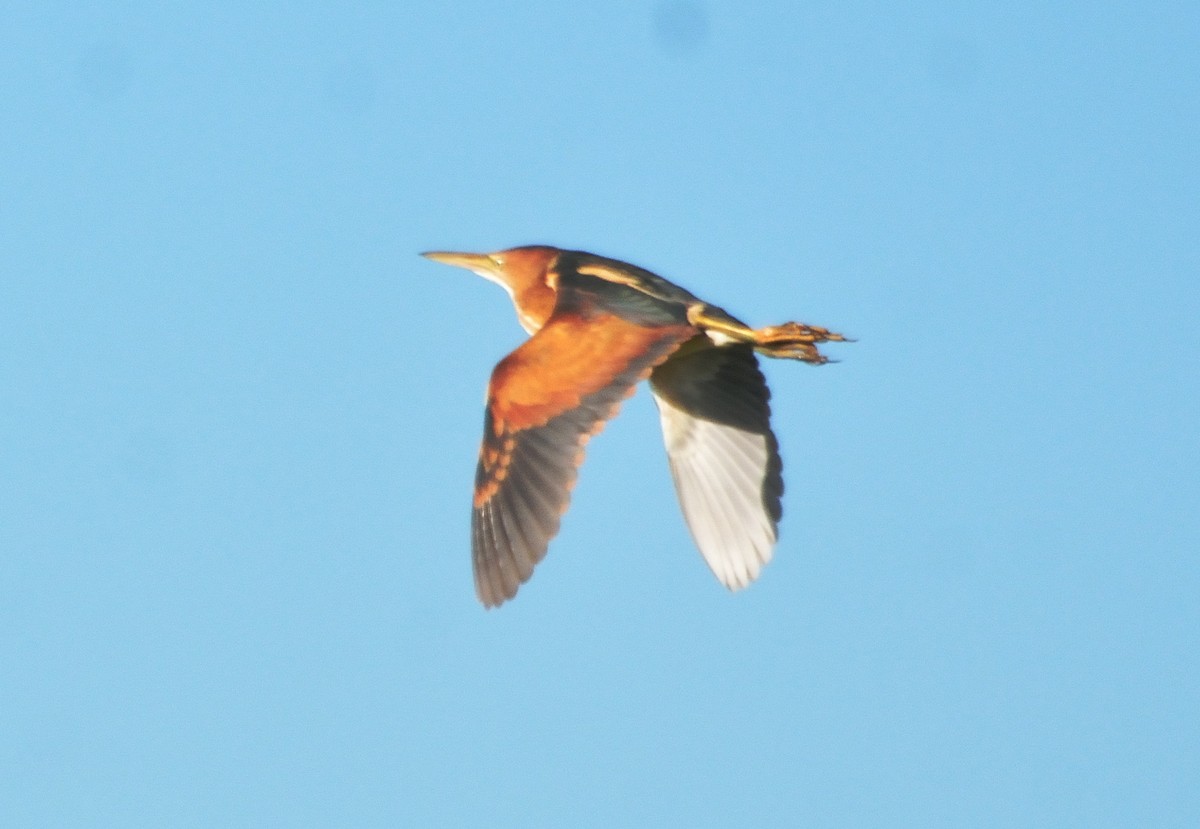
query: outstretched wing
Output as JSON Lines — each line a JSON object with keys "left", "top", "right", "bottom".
{"left": 650, "top": 339, "right": 783, "bottom": 591}
{"left": 473, "top": 312, "right": 695, "bottom": 607}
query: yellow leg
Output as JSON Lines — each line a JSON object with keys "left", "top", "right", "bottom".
{"left": 686, "top": 304, "right": 849, "bottom": 364}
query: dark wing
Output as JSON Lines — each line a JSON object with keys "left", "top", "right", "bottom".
{"left": 472, "top": 311, "right": 695, "bottom": 607}
{"left": 563, "top": 251, "right": 754, "bottom": 338}
{"left": 650, "top": 338, "right": 783, "bottom": 590}
{"left": 562, "top": 250, "right": 704, "bottom": 308}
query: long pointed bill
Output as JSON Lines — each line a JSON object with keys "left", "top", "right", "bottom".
{"left": 420, "top": 251, "right": 495, "bottom": 273}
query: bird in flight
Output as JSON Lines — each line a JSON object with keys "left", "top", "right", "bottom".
{"left": 422, "top": 246, "right": 847, "bottom": 607}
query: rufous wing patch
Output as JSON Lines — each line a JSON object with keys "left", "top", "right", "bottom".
{"left": 470, "top": 312, "right": 695, "bottom": 607}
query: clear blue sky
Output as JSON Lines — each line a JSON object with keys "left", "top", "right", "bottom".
{"left": 3, "top": 2, "right": 1197, "bottom": 826}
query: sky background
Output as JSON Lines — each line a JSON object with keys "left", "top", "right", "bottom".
{"left": 3, "top": 2, "right": 1198, "bottom": 826}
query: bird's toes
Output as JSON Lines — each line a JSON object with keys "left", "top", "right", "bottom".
{"left": 751, "top": 321, "right": 850, "bottom": 362}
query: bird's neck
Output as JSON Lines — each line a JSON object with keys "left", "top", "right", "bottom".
{"left": 511, "top": 281, "right": 557, "bottom": 334}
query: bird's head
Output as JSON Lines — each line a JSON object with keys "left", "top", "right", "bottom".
{"left": 421, "top": 246, "right": 559, "bottom": 299}
{"left": 421, "top": 246, "right": 561, "bottom": 332}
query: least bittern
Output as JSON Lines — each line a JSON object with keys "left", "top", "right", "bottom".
{"left": 422, "top": 246, "right": 847, "bottom": 607}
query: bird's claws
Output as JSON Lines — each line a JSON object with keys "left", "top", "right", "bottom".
{"left": 756, "top": 322, "right": 847, "bottom": 344}
{"left": 752, "top": 322, "right": 850, "bottom": 363}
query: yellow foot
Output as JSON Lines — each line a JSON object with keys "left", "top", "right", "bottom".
{"left": 753, "top": 322, "right": 850, "bottom": 363}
